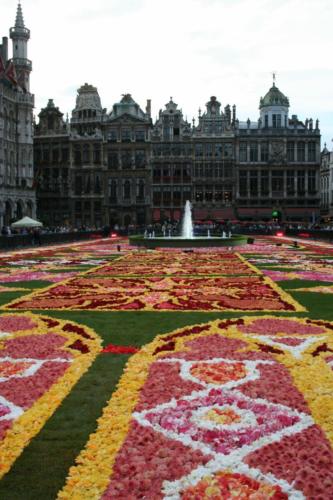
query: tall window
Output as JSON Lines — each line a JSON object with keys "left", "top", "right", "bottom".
{"left": 74, "top": 148, "right": 81, "bottom": 166}
{"left": 215, "top": 144, "right": 223, "bottom": 158}
{"left": 250, "top": 171, "right": 258, "bottom": 196}
{"left": 206, "top": 144, "right": 213, "bottom": 157}
{"left": 308, "top": 142, "right": 316, "bottom": 162}
{"left": 153, "top": 187, "right": 161, "bottom": 205}
{"left": 108, "top": 130, "right": 117, "bottom": 142}
{"left": 85, "top": 175, "right": 91, "bottom": 193}
{"left": 173, "top": 188, "right": 181, "bottom": 206}
{"left": 75, "top": 176, "right": 82, "bottom": 195}
{"left": 110, "top": 180, "right": 117, "bottom": 202}
{"left": 287, "top": 142, "right": 295, "bottom": 162}
{"left": 163, "top": 127, "right": 171, "bottom": 141}
{"left": 135, "top": 150, "right": 145, "bottom": 168}
{"left": 260, "top": 142, "right": 269, "bottom": 162}
{"left": 137, "top": 180, "right": 145, "bottom": 200}
{"left": 108, "top": 151, "right": 118, "bottom": 169}
{"left": 224, "top": 163, "right": 232, "bottom": 178}
{"left": 94, "top": 175, "right": 101, "bottom": 194}
{"left": 195, "top": 144, "right": 203, "bottom": 157}
{"left": 135, "top": 129, "right": 145, "bottom": 142}
{"left": 62, "top": 149, "right": 69, "bottom": 162}
{"left": 297, "top": 142, "right": 305, "bottom": 162}
{"left": 264, "top": 115, "right": 268, "bottom": 128}
{"left": 163, "top": 188, "right": 171, "bottom": 206}
{"left": 260, "top": 170, "right": 269, "bottom": 195}
{"left": 93, "top": 146, "right": 101, "bottom": 163}
{"left": 52, "top": 149, "right": 59, "bottom": 163}
{"left": 272, "top": 114, "right": 281, "bottom": 128}
{"left": 184, "top": 164, "right": 191, "bottom": 181}
{"left": 287, "top": 170, "right": 295, "bottom": 194}
{"left": 121, "top": 129, "right": 131, "bottom": 142}
{"left": 83, "top": 144, "right": 90, "bottom": 163}
{"left": 239, "top": 171, "right": 247, "bottom": 196}
{"left": 250, "top": 143, "right": 258, "bottom": 162}
{"left": 239, "top": 142, "right": 247, "bottom": 162}
{"left": 124, "top": 180, "right": 131, "bottom": 199}
{"left": 121, "top": 150, "right": 132, "bottom": 168}
{"left": 224, "top": 143, "right": 233, "bottom": 158}
{"left": 206, "top": 163, "right": 213, "bottom": 178}
{"left": 297, "top": 170, "right": 305, "bottom": 194}
{"left": 153, "top": 167, "right": 161, "bottom": 182}
{"left": 272, "top": 171, "right": 284, "bottom": 193}
{"left": 308, "top": 170, "right": 317, "bottom": 193}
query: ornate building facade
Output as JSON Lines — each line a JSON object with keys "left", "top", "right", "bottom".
{"left": 35, "top": 81, "right": 321, "bottom": 228}
{"left": 236, "top": 83, "right": 321, "bottom": 221}
{"left": 0, "top": 3, "right": 35, "bottom": 227}
{"left": 320, "top": 145, "right": 333, "bottom": 219}
{"left": 35, "top": 88, "right": 152, "bottom": 228}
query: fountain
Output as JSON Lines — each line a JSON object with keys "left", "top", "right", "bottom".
{"left": 182, "top": 200, "right": 194, "bottom": 239}
{"left": 131, "top": 200, "right": 246, "bottom": 248}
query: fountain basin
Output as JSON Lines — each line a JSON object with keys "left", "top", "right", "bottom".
{"left": 130, "top": 235, "right": 247, "bottom": 249}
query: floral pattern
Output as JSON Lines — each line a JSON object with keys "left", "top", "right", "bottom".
{"left": 0, "top": 312, "right": 101, "bottom": 478}
{"left": 4, "top": 274, "right": 304, "bottom": 312}
{"left": 59, "top": 316, "right": 333, "bottom": 499}
{"left": 263, "top": 270, "right": 333, "bottom": 282}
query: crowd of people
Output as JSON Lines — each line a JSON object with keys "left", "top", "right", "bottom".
{"left": 1, "top": 219, "right": 333, "bottom": 242}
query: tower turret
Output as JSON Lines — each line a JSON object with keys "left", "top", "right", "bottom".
{"left": 259, "top": 78, "right": 289, "bottom": 129}
{"left": 10, "top": 2, "right": 32, "bottom": 91}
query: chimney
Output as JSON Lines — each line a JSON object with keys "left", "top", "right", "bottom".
{"left": 146, "top": 99, "right": 151, "bottom": 118}
{"left": 0, "top": 37, "right": 8, "bottom": 63}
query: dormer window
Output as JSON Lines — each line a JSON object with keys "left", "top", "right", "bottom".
{"left": 264, "top": 115, "right": 268, "bottom": 128}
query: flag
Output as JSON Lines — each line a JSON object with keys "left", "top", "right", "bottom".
{"left": 5, "top": 61, "right": 17, "bottom": 85}
{"left": 0, "top": 54, "right": 5, "bottom": 76}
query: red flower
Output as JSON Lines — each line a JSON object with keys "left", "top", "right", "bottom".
{"left": 102, "top": 344, "right": 138, "bottom": 354}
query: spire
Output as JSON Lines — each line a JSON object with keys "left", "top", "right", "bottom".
{"left": 15, "top": 2, "right": 25, "bottom": 28}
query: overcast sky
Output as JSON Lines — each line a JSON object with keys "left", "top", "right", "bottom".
{"left": 2, "top": 0, "right": 333, "bottom": 146}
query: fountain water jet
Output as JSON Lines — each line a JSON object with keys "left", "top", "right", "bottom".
{"left": 131, "top": 200, "right": 246, "bottom": 248}
{"left": 181, "top": 200, "right": 194, "bottom": 239}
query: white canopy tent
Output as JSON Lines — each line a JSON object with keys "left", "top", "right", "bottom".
{"left": 11, "top": 216, "right": 43, "bottom": 229}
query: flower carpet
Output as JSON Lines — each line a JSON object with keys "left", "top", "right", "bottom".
{"left": 0, "top": 312, "right": 101, "bottom": 479}
{"left": 59, "top": 316, "right": 333, "bottom": 499}
{"left": 3, "top": 250, "right": 304, "bottom": 312}
{"left": 0, "top": 236, "right": 332, "bottom": 498}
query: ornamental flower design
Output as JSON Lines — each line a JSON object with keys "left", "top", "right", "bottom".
{"left": 181, "top": 471, "right": 288, "bottom": 499}
{"left": 0, "top": 313, "right": 101, "bottom": 479}
{"left": 60, "top": 316, "right": 333, "bottom": 499}
{"left": 5, "top": 275, "right": 304, "bottom": 312}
